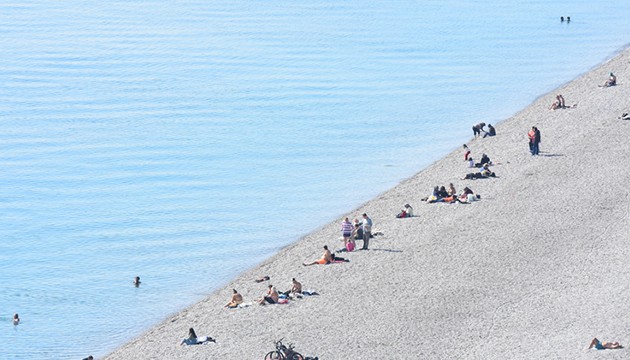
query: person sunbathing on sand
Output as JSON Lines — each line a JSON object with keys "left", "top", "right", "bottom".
{"left": 303, "top": 245, "right": 333, "bottom": 266}
{"left": 588, "top": 338, "right": 622, "bottom": 350}
{"left": 225, "top": 289, "right": 243, "bottom": 308}
{"left": 180, "top": 328, "right": 216, "bottom": 345}
{"left": 258, "top": 284, "right": 280, "bottom": 305}
{"left": 602, "top": 72, "right": 616, "bottom": 87}
{"left": 462, "top": 164, "right": 495, "bottom": 179}
{"left": 281, "top": 278, "right": 303, "bottom": 297}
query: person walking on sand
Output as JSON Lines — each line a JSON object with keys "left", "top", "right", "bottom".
{"left": 340, "top": 217, "right": 353, "bottom": 249}
{"left": 528, "top": 126, "right": 541, "bottom": 155}
{"left": 472, "top": 122, "right": 486, "bottom": 138}
{"left": 303, "top": 245, "right": 333, "bottom": 266}
{"left": 360, "top": 213, "right": 373, "bottom": 250}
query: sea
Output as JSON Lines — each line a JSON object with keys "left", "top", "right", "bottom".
{"left": 1, "top": 1, "right": 628, "bottom": 358}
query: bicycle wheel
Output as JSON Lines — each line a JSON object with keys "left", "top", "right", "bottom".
{"left": 289, "top": 352, "right": 304, "bottom": 360}
{"left": 264, "top": 351, "right": 285, "bottom": 360}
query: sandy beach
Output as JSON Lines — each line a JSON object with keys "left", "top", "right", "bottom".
{"left": 105, "top": 46, "right": 630, "bottom": 360}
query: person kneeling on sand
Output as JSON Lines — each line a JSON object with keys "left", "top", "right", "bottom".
{"left": 180, "top": 328, "right": 216, "bottom": 345}
{"left": 258, "top": 284, "right": 280, "bottom": 305}
{"left": 225, "top": 289, "right": 243, "bottom": 308}
{"left": 303, "top": 245, "right": 333, "bottom": 266}
{"left": 588, "top": 337, "right": 622, "bottom": 350}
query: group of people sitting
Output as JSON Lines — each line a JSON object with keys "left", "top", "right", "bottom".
{"left": 224, "top": 277, "right": 316, "bottom": 310}
{"left": 423, "top": 184, "right": 478, "bottom": 204}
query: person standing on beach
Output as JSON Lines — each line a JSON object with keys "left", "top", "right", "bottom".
{"left": 361, "top": 213, "right": 373, "bottom": 250}
{"left": 472, "top": 122, "right": 486, "bottom": 138}
{"left": 341, "top": 217, "right": 353, "bottom": 248}
{"left": 528, "top": 126, "right": 541, "bottom": 155}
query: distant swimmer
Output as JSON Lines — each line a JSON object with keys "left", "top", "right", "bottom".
{"left": 560, "top": 16, "right": 564, "bottom": 22}
{"left": 567, "top": 16, "right": 570, "bottom": 22}
{"left": 133, "top": 276, "right": 141, "bottom": 287}
{"left": 13, "top": 313, "right": 20, "bottom": 326}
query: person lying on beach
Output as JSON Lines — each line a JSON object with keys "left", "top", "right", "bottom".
{"left": 303, "top": 245, "right": 333, "bottom": 266}
{"left": 428, "top": 194, "right": 464, "bottom": 204}
{"left": 588, "top": 338, "right": 622, "bottom": 350}
{"left": 601, "top": 72, "right": 616, "bottom": 87}
{"left": 225, "top": 289, "right": 243, "bottom": 308}
{"left": 255, "top": 276, "right": 270, "bottom": 283}
{"left": 482, "top": 124, "right": 496, "bottom": 138}
{"left": 462, "top": 166, "right": 496, "bottom": 180}
{"left": 396, "top": 204, "right": 414, "bottom": 218}
{"left": 444, "top": 195, "right": 464, "bottom": 203}
{"left": 258, "top": 284, "right": 280, "bottom": 305}
{"left": 331, "top": 253, "right": 349, "bottom": 262}
{"left": 180, "top": 328, "right": 216, "bottom": 345}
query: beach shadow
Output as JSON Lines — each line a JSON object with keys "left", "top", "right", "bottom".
{"left": 369, "top": 249, "right": 403, "bottom": 253}
{"left": 538, "top": 153, "right": 564, "bottom": 157}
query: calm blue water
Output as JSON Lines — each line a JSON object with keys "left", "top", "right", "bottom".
{"left": 1, "top": 1, "right": 628, "bottom": 358}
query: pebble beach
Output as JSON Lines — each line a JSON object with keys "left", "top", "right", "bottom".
{"left": 105, "top": 46, "right": 630, "bottom": 360}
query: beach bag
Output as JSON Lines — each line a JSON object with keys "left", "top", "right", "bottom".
{"left": 467, "top": 194, "right": 475, "bottom": 202}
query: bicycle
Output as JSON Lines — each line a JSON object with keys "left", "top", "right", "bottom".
{"left": 264, "top": 338, "right": 304, "bottom": 360}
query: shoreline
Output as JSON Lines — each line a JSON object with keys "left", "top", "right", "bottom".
{"left": 106, "top": 46, "right": 630, "bottom": 359}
